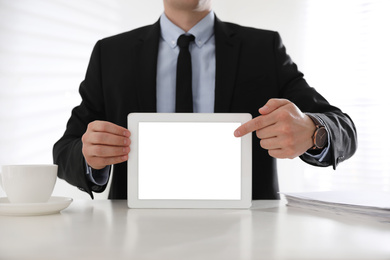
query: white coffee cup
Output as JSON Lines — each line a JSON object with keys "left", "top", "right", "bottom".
{"left": 0, "top": 164, "right": 57, "bottom": 203}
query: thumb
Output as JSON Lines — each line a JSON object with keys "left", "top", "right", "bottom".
{"left": 258, "top": 98, "right": 290, "bottom": 115}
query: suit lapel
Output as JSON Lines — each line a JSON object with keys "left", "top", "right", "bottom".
{"left": 134, "top": 20, "right": 161, "bottom": 112}
{"left": 214, "top": 17, "right": 241, "bottom": 112}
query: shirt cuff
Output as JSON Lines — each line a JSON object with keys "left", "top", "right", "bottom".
{"left": 85, "top": 162, "right": 110, "bottom": 186}
{"left": 304, "top": 144, "right": 331, "bottom": 162}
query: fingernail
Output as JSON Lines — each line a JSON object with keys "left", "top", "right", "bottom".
{"left": 234, "top": 130, "right": 240, "bottom": 137}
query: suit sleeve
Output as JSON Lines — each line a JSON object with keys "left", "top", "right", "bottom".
{"left": 53, "top": 40, "right": 108, "bottom": 198}
{"left": 271, "top": 32, "right": 357, "bottom": 169}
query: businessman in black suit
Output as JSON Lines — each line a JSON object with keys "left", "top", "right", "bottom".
{"left": 53, "top": 0, "right": 357, "bottom": 200}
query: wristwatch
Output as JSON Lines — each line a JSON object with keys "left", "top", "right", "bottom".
{"left": 307, "top": 114, "right": 328, "bottom": 150}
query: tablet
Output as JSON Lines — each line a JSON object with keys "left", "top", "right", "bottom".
{"left": 127, "top": 113, "right": 252, "bottom": 208}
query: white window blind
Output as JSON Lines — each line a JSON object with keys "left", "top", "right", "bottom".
{"left": 0, "top": 0, "right": 124, "bottom": 164}
{"left": 278, "top": 0, "right": 390, "bottom": 192}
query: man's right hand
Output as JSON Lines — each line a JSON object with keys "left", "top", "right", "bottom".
{"left": 82, "top": 121, "right": 131, "bottom": 170}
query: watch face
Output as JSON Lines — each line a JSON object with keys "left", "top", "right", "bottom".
{"left": 315, "top": 127, "right": 328, "bottom": 149}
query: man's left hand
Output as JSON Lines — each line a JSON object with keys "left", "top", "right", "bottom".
{"left": 234, "top": 99, "right": 316, "bottom": 159}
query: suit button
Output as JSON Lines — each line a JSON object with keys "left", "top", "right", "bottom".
{"left": 336, "top": 156, "right": 345, "bottom": 164}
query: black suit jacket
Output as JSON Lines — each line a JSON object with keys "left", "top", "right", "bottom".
{"left": 53, "top": 17, "right": 357, "bottom": 200}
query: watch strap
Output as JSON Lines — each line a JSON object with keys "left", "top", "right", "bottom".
{"left": 307, "top": 114, "right": 323, "bottom": 128}
{"left": 307, "top": 114, "right": 327, "bottom": 150}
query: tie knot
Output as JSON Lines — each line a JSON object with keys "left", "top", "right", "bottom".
{"left": 177, "top": 34, "right": 195, "bottom": 49}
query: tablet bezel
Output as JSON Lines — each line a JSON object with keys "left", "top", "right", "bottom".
{"left": 127, "top": 113, "right": 252, "bottom": 208}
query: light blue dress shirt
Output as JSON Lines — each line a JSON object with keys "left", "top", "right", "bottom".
{"left": 86, "top": 11, "right": 329, "bottom": 186}
{"left": 157, "top": 12, "right": 215, "bottom": 113}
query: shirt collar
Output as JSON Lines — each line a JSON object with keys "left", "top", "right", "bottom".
{"left": 160, "top": 10, "right": 215, "bottom": 49}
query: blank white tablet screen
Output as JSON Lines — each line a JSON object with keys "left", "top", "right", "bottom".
{"left": 138, "top": 122, "right": 241, "bottom": 200}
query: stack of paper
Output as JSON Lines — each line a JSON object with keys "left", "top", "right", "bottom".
{"left": 282, "top": 191, "right": 390, "bottom": 222}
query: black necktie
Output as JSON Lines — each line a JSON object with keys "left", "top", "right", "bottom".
{"left": 176, "top": 34, "right": 195, "bottom": 113}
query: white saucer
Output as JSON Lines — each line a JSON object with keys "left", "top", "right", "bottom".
{"left": 0, "top": 196, "right": 73, "bottom": 216}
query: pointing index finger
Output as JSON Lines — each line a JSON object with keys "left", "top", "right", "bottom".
{"left": 234, "top": 117, "right": 263, "bottom": 137}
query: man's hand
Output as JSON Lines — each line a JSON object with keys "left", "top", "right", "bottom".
{"left": 82, "top": 121, "right": 131, "bottom": 170}
{"left": 234, "top": 99, "right": 316, "bottom": 159}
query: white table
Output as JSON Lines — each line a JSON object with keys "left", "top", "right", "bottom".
{"left": 1, "top": 199, "right": 389, "bottom": 260}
